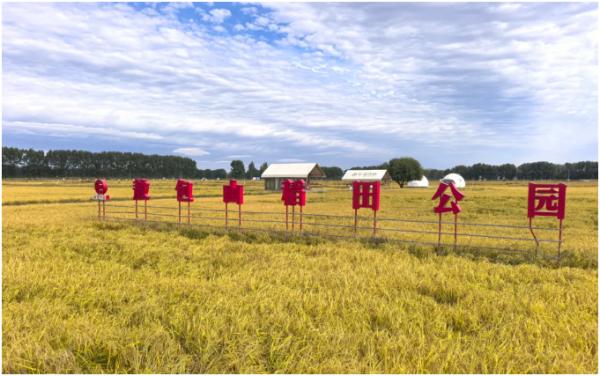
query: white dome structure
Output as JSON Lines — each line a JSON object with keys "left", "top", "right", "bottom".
{"left": 441, "top": 173, "right": 466, "bottom": 188}
{"left": 407, "top": 176, "right": 429, "bottom": 188}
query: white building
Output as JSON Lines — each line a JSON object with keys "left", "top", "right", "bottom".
{"left": 441, "top": 173, "right": 466, "bottom": 188}
{"left": 261, "top": 163, "right": 326, "bottom": 190}
{"left": 407, "top": 175, "right": 429, "bottom": 188}
{"left": 341, "top": 170, "right": 392, "bottom": 184}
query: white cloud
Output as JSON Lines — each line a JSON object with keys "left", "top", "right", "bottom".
{"left": 2, "top": 3, "right": 597, "bottom": 168}
{"left": 173, "top": 147, "right": 210, "bottom": 157}
{"left": 203, "top": 8, "right": 231, "bottom": 24}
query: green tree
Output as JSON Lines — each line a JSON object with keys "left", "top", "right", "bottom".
{"left": 259, "top": 162, "right": 268, "bottom": 175}
{"left": 246, "top": 161, "right": 259, "bottom": 179}
{"left": 230, "top": 160, "right": 246, "bottom": 179}
{"left": 321, "top": 166, "right": 344, "bottom": 180}
{"left": 497, "top": 164, "right": 517, "bottom": 180}
{"left": 388, "top": 157, "right": 423, "bottom": 188}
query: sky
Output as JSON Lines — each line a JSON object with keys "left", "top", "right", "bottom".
{"left": 2, "top": 2, "right": 598, "bottom": 170}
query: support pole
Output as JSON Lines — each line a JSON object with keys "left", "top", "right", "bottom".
{"left": 178, "top": 201, "right": 181, "bottom": 226}
{"left": 437, "top": 212, "right": 442, "bottom": 254}
{"left": 558, "top": 218, "right": 563, "bottom": 262}
{"left": 135, "top": 200, "right": 138, "bottom": 220}
{"left": 292, "top": 205, "right": 295, "bottom": 231}
{"left": 98, "top": 200, "right": 101, "bottom": 220}
{"left": 453, "top": 213, "right": 458, "bottom": 251}
{"left": 225, "top": 202, "right": 228, "bottom": 229}
{"left": 102, "top": 200, "right": 106, "bottom": 221}
{"left": 354, "top": 208, "right": 358, "bottom": 236}
{"left": 373, "top": 210, "right": 377, "bottom": 237}
{"left": 238, "top": 204, "right": 241, "bottom": 228}
{"left": 188, "top": 201, "right": 191, "bottom": 225}
{"left": 144, "top": 200, "right": 147, "bottom": 221}
{"left": 299, "top": 205, "right": 303, "bottom": 231}
{"left": 285, "top": 205, "right": 289, "bottom": 233}
{"left": 528, "top": 217, "right": 539, "bottom": 258}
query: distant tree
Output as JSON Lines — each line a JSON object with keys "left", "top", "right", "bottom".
{"left": 450, "top": 165, "right": 470, "bottom": 179}
{"left": 470, "top": 163, "right": 497, "bottom": 180}
{"left": 423, "top": 168, "right": 445, "bottom": 180}
{"left": 321, "top": 166, "right": 344, "bottom": 180}
{"left": 215, "top": 169, "right": 227, "bottom": 179}
{"left": 259, "top": 162, "right": 268, "bottom": 175}
{"left": 517, "top": 162, "right": 559, "bottom": 180}
{"left": 497, "top": 163, "right": 517, "bottom": 180}
{"left": 350, "top": 162, "right": 389, "bottom": 170}
{"left": 246, "top": 161, "right": 259, "bottom": 179}
{"left": 230, "top": 160, "right": 246, "bottom": 179}
{"left": 388, "top": 157, "right": 423, "bottom": 188}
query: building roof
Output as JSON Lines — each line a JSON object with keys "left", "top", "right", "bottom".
{"left": 341, "top": 169, "right": 391, "bottom": 181}
{"left": 261, "top": 163, "right": 325, "bottom": 178}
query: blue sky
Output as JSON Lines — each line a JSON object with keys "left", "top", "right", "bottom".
{"left": 2, "top": 2, "right": 598, "bottom": 169}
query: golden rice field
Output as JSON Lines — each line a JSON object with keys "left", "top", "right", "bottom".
{"left": 3, "top": 179, "right": 598, "bottom": 373}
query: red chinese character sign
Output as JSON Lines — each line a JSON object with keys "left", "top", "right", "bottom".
{"left": 132, "top": 179, "right": 150, "bottom": 220}
{"left": 432, "top": 182, "right": 464, "bottom": 251}
{"left": 352, "top": 181, "right": 381, "bottom": 235}
{"left": 527, "top": 183, "right": 567, "bottom": 256}
{"left": 528, "top": 183, "right": 566, "bottom": 220}
{"left": 223, "top": 179, "right": 244, "bottom": 228}
{"left": 93, "top": 179, "right": 110, "bottom": 220}
{"left": 281, "top": 179, "right": 306, "bottom": 231}
{"left": 175, "top": 179, "right": 194, "bottom": 225}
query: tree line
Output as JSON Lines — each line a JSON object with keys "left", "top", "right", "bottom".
{"left": 2, "top": 147, "right": 227, "bottom": 179}
{"left": 352, "top": 160, "right": 597, "bottom": 181}
{"left": 3, "top": 147, "right": 597, "bottom": 181}
{"left": 423, "top": 161, "right": 598, "bottom": 181}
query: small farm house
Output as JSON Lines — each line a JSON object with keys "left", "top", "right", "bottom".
{"left": 341, "top": 170, "right": 392, "bottom": 185}
{"left": 442, "top": 173, "right": 466, "bottom": 188}
{"left": 261, "top": 163, "right": 326, "bottom": 190}
{"left": 407, "top": 176, "right": 429, "bottom": 188}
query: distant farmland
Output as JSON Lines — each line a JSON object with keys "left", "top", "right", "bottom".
{"left": 3, "top": 179, "right": 597, "bottom": 373}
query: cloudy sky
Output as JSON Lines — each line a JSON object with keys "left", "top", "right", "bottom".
{"left": 2, "top": 2, "right": 597, "bottom": 169}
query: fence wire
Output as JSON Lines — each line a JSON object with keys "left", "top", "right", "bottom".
{"left": 98, "top": 216, "right": 545, "bottom": 257}
{"left": 98, "top": 200, "right": 563, "bottom": 258}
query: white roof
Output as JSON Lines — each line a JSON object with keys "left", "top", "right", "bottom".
{"left": 342, "top": 170, "right": 390, "bottom": 181}
{"left": 407, "top": 175, "right": 429, "bottom": 187}
{"left": 261, "top": 163, "right": 323, "bottom": 178}
{"left": 442, "top": 173, "right": 466, "bottom": 188}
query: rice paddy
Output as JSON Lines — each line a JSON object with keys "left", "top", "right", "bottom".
{"left": 2, "top": 179, "right": 598, "bottom": 373}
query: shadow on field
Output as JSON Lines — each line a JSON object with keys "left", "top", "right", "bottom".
{"left": 92, "top": 221, "right": 595, "bottom": 270}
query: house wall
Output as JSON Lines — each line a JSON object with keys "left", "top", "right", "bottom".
{"left": 264, "top": 176, "right": 318, "bottom": 190}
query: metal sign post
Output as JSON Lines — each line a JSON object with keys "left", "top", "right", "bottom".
{"left": 527, "top": 183, "right": 567, "bottom": 261}
{"left": 223, "top": 179, "right": 244, "bottom": 231}
{"left": 432, "top": 182, "right": 464, "bottom": 254}
{"left": 178, "top": 201, "right": 182, "bottom": 226}
{"left": 351, "top": 181, "right": 381, "bottom": 238}
{"left": 188, "top": 201, "right": 191, "bottom": 225}
{"left": 373, "top": 210, "right": 377, "bottom": 237}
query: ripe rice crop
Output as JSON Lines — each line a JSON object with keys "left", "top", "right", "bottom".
{"left": 2, "top": 179, "right": 597, "bottom": 373}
